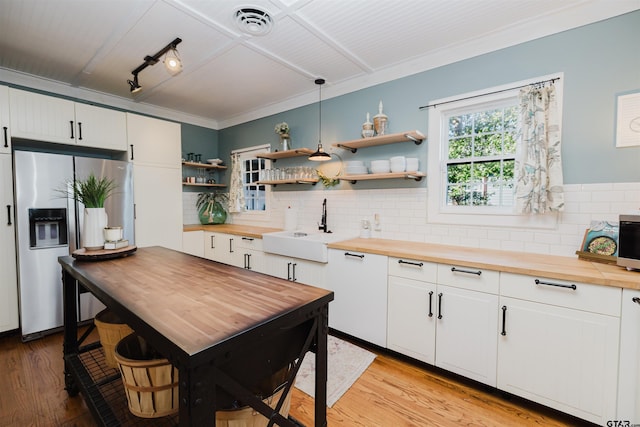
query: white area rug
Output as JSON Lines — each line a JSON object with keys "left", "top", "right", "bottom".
{"left": 294, "top": 335, "right": 376, "bottom": 407}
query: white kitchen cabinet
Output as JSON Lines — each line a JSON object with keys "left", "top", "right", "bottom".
{"left": 0, "top": 153, "right": 19, "bottom": 332}
{"left": 126, "top": 113, "right": 181, "bottom": 168}
{"left": 387, "top": 259, "right": 499, "bottom": 386}
{"left": 435, "top": 283, "right": 498, "bottom": 386}
{"left": 203, "top": 231, "right": 225, "bottom": 262}
{"left": 126, "top": 114, "right": 182, "bottom": 252}
{"left": 617, "top": 289, "right": 640, "bottom": 422}
{"left": 264, "top": 253, "right": 326, "bottom": 288}
{"left": 132, "top": 164, "right": 183, "bottom": 251}
{"left": 202, "top": 232, "right": 266, "bottom": 273}
{"left": 387, "top": 257, "right": 438, "bottom": 363}
{"left": 235, "top": 235, "right": 265, "bottom": 273}
{"left": 0, "top": 85, "right": 11, "bottom": 154}
{"left": 327, "top": 249, "right": 387, "bottom": 347}
{"left": 9, "top": 88, "right": 126, "bottom": 150}
{"left": 74, "top": 102, "right": 127, "bottom": 151}
{"left": 182, "top": 230, "right": 204, "bottom": 258}
{"left": 387, "top": 275, "right": 436, "bottom": 363}
{"left": 498, "top": 272, "right": 621, "bottom": 425}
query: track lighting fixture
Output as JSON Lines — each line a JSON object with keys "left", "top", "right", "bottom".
{"left": 127, "top": 37, "right": 182, "bottom": 94}
{"left": 127, "top": 74, "right": 142, "bottom": 93}
{"left": 164, "top": 47, "right": 182, "bottom": 75}
{"left": 309, "top": 78, "right": 332, "bottom": 162}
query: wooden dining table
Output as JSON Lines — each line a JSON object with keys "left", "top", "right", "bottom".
{"left": 59, "top": 246, "right": 333, "bottom": 426}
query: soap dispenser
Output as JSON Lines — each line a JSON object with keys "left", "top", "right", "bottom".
{"left": 360, "top": 218, "right": 371, "bottom": 238}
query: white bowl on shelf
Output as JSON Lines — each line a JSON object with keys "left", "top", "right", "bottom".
{"left": 389, "top": 156, "right": 406, "bottom": 173}
{"left": 370, "top": 160, "right": 390, "bottom": 174}
{"left": 207, "top": 158, "right": 222, "bottom": 165}
{"left": 345, "top": 166, "right": 368, "bottom": 175}
{"left": 345, "top": 160, "right": 365, "bottom": 168}
{"left": 406, "top": 157, "right": 419, "bottom": 171}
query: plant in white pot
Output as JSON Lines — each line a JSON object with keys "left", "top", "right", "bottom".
{"left": 196, "top": 192, "right": 228, "bottom": 225}
{"left": 65, "top": 173, "right": 117, "bottom": 250}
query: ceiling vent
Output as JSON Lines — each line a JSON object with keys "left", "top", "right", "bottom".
{"left": 234, "top": 7, "right": 273, "bottom": 36}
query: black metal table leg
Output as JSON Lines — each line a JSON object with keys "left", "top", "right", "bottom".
{"left": 315, "top": 305, "right": 329, "bottom": 427}
{"left": 62, "top": 269, "right": 79, "bottom": 396}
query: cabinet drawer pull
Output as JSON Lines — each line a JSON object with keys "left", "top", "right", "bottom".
{"left": 428, "top": 291, "right": 433, "bottom": 317}
{"left": 632, "top": 297, "right": 640, "bottom": 305}
{"left": 398, "top": 259, "right": 423, "bottom": 267}
{"left": 6, "top": 205, "right": 12, "bottom": 226}
{"left": 501, "top": 305, "right": 507, "bottom": 336}
{"left": 437, "top": 292, "right": 443, "bottom": 319}
{"left": 69, "top": 121, "right": 75, "bottom": 139}
{"left": 292, "top": 263, "right": 297, "bottom": 282}
{"left": 210, "top": 235, "right": 215, "bottom": 248}
{"left": 3, "top": 126, "right": 7, "bottom": 147}
{"left": 241, "top": 237, "right": 254, "bottom": 241}
{"left": 344, "top": 252, "right": 364, "bottom": 259}
{"left": 229, "top": 238, "right": 234, "bottom": 253}
{"left": 534, "top": 279, "right": 576, "bottom": 290}
{"left": 244, "top": 253, "right": 251, "bottom": 270}
{"left": 451, "top": 266, "right": 481, "bottom": 276}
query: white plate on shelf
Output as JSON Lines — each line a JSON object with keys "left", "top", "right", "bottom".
{"left": 207, "top": 158, "right": 222, "bottom": 164}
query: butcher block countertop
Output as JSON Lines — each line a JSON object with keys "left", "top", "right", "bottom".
{"left": 183, "top": 223, "right": 281, "bottom": 239}
{"left": 65, "top": 246, "right": 332, "bottom": 356}
{"left": 328, "top": 238, "right": 640, "bottom": 290}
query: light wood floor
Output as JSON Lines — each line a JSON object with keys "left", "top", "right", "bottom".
{"left": 0, "top": 328, "right": 592, "bottom": 426}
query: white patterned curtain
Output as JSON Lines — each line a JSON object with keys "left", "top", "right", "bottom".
{"left": 228, "top": 153, "right": 245, "bottom": 213}
{"left": 514, "top": 84, "right": 564, "bottom": 214}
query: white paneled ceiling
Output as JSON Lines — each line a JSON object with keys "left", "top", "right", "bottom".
{"left": 0, "top": 0, "right": 637, "bottom": 129}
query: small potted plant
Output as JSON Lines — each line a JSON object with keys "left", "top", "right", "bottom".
{"left": 61, "top": 173, "right": 117, "bottom": 250}
{"left": 196, "top": 192, "right": 229, "bottom": 225}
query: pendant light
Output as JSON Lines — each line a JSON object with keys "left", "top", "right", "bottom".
{"left": 309, "top": 78, "right": 331, "bottom": 161}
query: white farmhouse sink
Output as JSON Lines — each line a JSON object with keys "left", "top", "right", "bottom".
{"left": 262, "top": 230, "right": 353, "bottom": 263}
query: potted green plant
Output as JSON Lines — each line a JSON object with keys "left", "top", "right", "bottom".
{"left": 196, "top": 192, "right": 228, "bottom": 225}
{"left": 63, "top": 173, "right": 117, "bottom": 250}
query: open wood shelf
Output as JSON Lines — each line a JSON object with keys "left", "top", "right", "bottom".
{"left": 182, "top": 161, "right": 227, "bottom": 169}
{"left": 182, "top": 183, "right": 226, "bottom": 188}
{"left": 337, "top": 171, "right": 425, "bottom": 183}
{"left": 332, "top": 130, "right": 425, "bottom": 153}
{"left": 256, "top": 178, "right": 318, "bottom": 186}
{"left": 256, "top": 148, "right": 315, "bottom": 161}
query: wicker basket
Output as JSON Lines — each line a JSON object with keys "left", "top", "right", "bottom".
{"left": 94, "top": 309, "right": 133, "bottom": 369}
{"left": 115, "top": 334, "right": 179, "bottom": 418}
{"left": 216, "top": 382, "right": 294, "bottom": 427}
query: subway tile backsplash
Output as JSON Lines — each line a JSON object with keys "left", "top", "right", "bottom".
{"left": 183, "top": 182, "right": 640, "bottom": 258}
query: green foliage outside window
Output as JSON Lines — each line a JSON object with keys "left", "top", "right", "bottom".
{"left": 446, "top": 105, "right": 518, "bottom": 206}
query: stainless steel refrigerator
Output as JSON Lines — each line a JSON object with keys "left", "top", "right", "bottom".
{"left": 14, "top": 150, "right": 134, "bottom": 341}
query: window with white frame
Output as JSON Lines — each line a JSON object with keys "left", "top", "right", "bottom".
{"left": 427, "top": 74, "right": 563, "bottom": 228}
{"left": 234, "top": 145, "right": 269, "bottom": 213}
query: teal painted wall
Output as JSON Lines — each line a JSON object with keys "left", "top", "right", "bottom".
{"left": 220, "top": 10, "right": 640, "bottom": 188}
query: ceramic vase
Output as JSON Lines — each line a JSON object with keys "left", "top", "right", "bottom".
{"left": 198, "top": 201, "right": 227, "bottom": 225}
{"left": 280, "top": 134, "right": 291, "bottom": 151}
{"left": 83, "top": 207, "right": 108, "bottom": 250}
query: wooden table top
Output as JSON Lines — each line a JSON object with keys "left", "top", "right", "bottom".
{"left": 61, "top": 246, "right": 333, "bottom": 356}
{"left": 329, "top": 238, "right": 640, "bottom": 290}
